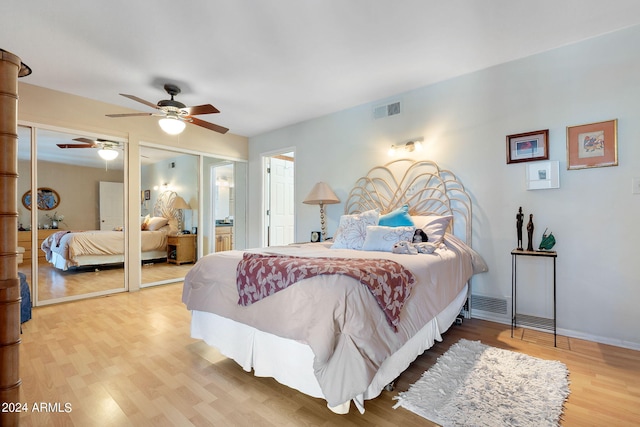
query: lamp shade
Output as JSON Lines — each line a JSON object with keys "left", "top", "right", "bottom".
{"left": 158, "top": 116, "right": 186, "bottom": 135}
{"left": 303, "top": 182, "right": 340, "bottom": 205}
{"left": 172, "top": 196, "right": 190, "bottom": 210}
{"left": 97, "top": 147, "right": 119, "bottom": 161}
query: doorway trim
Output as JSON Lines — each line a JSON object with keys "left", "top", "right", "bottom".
{"left": 261, "top": 147, "right": 296, "bottom": 247}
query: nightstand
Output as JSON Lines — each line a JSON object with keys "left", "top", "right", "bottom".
{"left": 167, "top": 234, "right": 197, "bottom": 265}
{"left": 511, "top": 249, "right": 557, "bottom": 346}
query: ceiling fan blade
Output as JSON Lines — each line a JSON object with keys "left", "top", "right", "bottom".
{"left": 189, "top": 117, "right": 229, "bottom": 134}
{"left": 182, "top": 104, "right": 220, "bottom": 116}
{"left": 106, "top": 112, "right": 153, "bottom": 118}
{"left": 57, "top": 143, "right": 96, "bottom": 149}
{"left": 119, "top": 93, "right": 158, "bottom": 109}
{"left": 73, "top": 137, "right": 98, "bottom": 145}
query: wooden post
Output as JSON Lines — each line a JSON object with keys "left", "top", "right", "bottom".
{"left": 0, "top": 48, "right": 31, "bottom": 427}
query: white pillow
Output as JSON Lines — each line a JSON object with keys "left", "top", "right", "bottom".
{"left": 331, "top": 209, "right": 379, "bottom": 250}
{"left": 146, "top": 216, "right": 169, "bottom": 231}
{"left": 362, "top": 225, "right": 416, "bottom": 252}
{"left": 444, "top": 233, "right": 489, "bottom": 274}
{"left": 410, "top": 215, "right": 453, "bottom": 244}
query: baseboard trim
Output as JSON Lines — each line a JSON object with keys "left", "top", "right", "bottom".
{"left": 470, "top": 314, "right": 640, "bottom": 351}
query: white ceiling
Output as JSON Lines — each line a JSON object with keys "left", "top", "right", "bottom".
{"left": 3, "top": 1, "right": 640, "bottom": 138}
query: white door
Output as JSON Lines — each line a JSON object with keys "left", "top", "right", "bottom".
{"left": 266, "top": 155, "right": 295, "bottom": 246}
{"left": 99, "top": 181, "right": 124, "bottom": 230}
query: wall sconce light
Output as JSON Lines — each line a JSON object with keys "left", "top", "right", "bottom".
{"left": 388, "top": 138, "right": 424, "bottom": 156}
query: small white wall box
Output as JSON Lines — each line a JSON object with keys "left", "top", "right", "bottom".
{"left": 526, "top": 160, "right": 559, "bottom": 190}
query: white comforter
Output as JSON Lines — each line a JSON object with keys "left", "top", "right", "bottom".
{"left": 182, "top": 235, "right": 475, "bottom": 408}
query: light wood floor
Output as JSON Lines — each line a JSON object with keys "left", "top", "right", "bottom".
{"left": 17, "top": 283, "right": 640, "bottom": 426}
{"left": 18, "top": 260, "right": 193, "bottom": 301}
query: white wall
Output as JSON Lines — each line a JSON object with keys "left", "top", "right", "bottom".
{"left": 248, "top": 25, "right": 640, "bottom": 349}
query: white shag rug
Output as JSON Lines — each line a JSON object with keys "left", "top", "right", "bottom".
{"left": 393, "top": 339, "right": 570, "bottom": 427}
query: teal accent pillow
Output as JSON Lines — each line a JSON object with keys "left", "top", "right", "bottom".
{"left": 378, "top": 205, "right": 414, "bottom": 227}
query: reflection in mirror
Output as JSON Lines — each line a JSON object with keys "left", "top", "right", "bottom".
{"left": 206, "top": 158, "right": 247, "bottom": 255}
{"left": 22, "top": 187, "right": 60, "bottom": 211}
{"left": 212, "top": 163, "right": 235, "bottom": 253}
{"left": 140, "top": 146, "right": 199, "bottom": 287}
{"left": 18, "top": 127, "right": 127, "bottom": 304}
{"left": 17, "top": 126, "right": 33, "bottom": 306}
{"left": 139, "top": 146, "right": 247, "bottom": 287}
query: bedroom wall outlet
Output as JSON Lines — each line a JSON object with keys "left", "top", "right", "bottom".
{"left": 633, "top": 177, "right": 640, "bottom": 195}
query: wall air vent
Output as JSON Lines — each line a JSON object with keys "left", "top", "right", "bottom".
{"left": 470, "top": 294, "right": 509, "bottom": 322}
{"left": 373, "top": 101, "right": 401, "bottom": 119}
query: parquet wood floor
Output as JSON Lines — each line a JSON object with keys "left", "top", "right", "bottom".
{"left": 17, "top": 283, "right": 640, "bottom": 426}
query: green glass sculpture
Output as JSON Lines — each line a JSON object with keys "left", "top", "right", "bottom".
{"left": 538, "top": 228, "right": 556, "bottom": 250}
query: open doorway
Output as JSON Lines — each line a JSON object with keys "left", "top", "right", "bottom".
{"left": 263, "top": 151, "right": 295, "bottom": 246}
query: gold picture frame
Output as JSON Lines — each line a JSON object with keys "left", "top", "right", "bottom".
{"left": 566, "top": 119, "right": 618, "bottom": 170}
{"left": 22, "top": 187, "right": 60, "bottom": 211}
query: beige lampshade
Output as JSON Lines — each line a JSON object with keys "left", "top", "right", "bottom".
{"left": 172, "top": 196, "right": 190, "bottom": 210}
{"left": 303, "top": 182, "right": 340, "bottom": 205}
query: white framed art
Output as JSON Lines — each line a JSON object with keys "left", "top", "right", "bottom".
{"left": 526, "top": 160, "right": 559, "bottom": 190}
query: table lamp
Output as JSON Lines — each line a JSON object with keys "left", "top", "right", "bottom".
{"left": 172, "top": 196, "right": 190, "bottom": 232}
{"left": 303, "top": 182, "right": 340, "bottom": 241}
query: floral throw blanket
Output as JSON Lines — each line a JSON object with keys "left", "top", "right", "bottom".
{"left": 40, "top": 230, "right": 71, "bottom": 259}
{"left": 236, "top": 252, "right": 416, "bottom": 331}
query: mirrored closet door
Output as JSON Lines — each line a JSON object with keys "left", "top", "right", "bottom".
{"left": 18, "top": 125, "right": 127, "bottom": 305}
{"left": 139, "top": 145, "right": 247, "bottom": 288}
{"left": 140, "top": 146, "right": 199, "bottom": 287}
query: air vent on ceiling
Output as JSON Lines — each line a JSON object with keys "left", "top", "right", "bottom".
{"left": 373, "top": 101, "right": 401, "bottom": 119}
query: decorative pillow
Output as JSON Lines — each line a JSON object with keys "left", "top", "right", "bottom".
{"left": 362, "top": 225, "right": 416, "bottom": 252}
{"left": 146, "top": 216, "right": 169, "bottom": 231}
{"left": 410, "top": 215, "right": 453, "bottom": 244}
{"left": 331, "top": 209, "right": 379, "bottom": 250}
{"left": 378, "top": 204, "right": 415, "bottom": 227}
{"left": 140, "top": 214, "right": 151, "bottom": 230}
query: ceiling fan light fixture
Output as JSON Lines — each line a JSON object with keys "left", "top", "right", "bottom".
{"left": 97, "top": 147, "right": 119, "bottom": 161}
{"left": 159, "top": 115, "right": 186, "bottom": 135}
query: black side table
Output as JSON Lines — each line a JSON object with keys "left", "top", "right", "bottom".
{"left": 511, "top": 249, "right": 557, "bottom": 346}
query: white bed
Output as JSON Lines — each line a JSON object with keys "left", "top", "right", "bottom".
{"left": 182, "top": 159, "right": 485, "bottom": 414}
{"left": 41, "top": 190, "right": 182, "bottom": 271}
{"left": 41, "top": 229, "right": 169, "bottom": 271}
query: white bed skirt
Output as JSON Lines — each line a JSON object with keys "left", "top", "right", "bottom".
{"left": 47, "top": 250, "right": 167, "bottom": 271}
{"left": 190, "top": 283, "right": 468, "bottom": 414}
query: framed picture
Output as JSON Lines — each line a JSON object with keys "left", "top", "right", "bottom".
{"left": 526, "top": 161, "right": 560, "bottom": 190}
{"left": 506, "top": 129, "right": 549, "bottom": 164}
{"left": 566, "top": 119, "right": 618, "bottom": 170}
{"left": 22, "top": 187, "right": 60, "bottom": 211}
{"left": 144, "top": 189, "right": 151, "bottom": 200}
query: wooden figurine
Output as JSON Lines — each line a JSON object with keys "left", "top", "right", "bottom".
{"left": 526, "top": 214, "right": 534, "bottom": 251}
{"left": 516, "top": 207, "right": 524, "bottom": 250}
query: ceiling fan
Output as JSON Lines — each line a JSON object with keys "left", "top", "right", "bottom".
{"left": 106, "top": 83, "right": 229, "bottom": 135}
{"left": 57, "top": 137, "right": 122, "bottom": 161}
